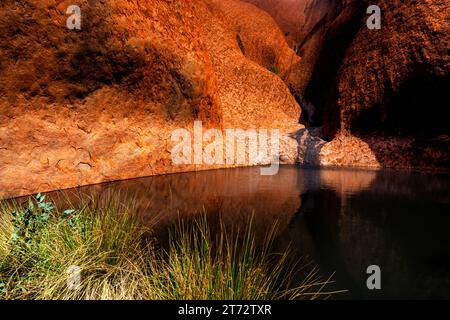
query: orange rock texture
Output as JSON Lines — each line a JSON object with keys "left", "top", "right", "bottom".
{"left": 242, "top": 0, "right": 337, "bottom": 100}
{"left": 1, "top": 0, "right": 448, "bottom": 199}
{"left": 243, "top": 0, "right": 324, "bottom": 45}
{"left": 200, "top": 0, "right": 301, "bottom": 131}
{"left": 209, "top": 0, "right": 300, "bottom": 75}
{"left": 248, "top": 0, "right": 450, "bottom": 169}
{"left": 0, "top": 0, "right": 301, "bottom": 199}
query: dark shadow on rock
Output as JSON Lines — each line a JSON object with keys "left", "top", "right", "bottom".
{"left": 0, "top": 1, "right": 144, "bottom": 103}
{"left": 302, "top": 1, "right": 368, "bottom": 140}
{"left": 65, "top": 1, "right": 146, "bottom": 99}
{"left": 348, "top": 72, "right": 450, "bottom": 170}
{"left": 293, "top": 127, "right": 326, "bottom": 166}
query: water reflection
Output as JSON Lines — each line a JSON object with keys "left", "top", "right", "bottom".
{"left": 288, "top": 168, "right": 450, "bottom": 299}
{"left": 44, "top": 166, "right": 450, "bottom": 299}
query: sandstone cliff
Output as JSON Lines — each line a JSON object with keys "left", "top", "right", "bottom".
{"left": 1, "top": 0, "right": 448, "bottom": 199}
{"left": 201, "top": 0, "right": 301, "bottom": 131}
{"left": 209, "top": 0, "right": 300, "bottom": 75}
{"left": 243, "top": 0, "right": 333, "bottom": 45}
{"left": 248, "top": 0, "right": 450, "bottom": 169}
{"left": 0, "top": 0, "right": 301, "bottom": 199}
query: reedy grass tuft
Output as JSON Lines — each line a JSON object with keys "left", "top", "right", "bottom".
{"left": 0, "top": 192, "right": 341, "bottom": 300}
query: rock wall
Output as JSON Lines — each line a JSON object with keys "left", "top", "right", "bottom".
{"left": 209, "top": 0, "right": 301, "bottom": 75}
{"left": 1, "top": 0, "right": 448, "bottom": 199}
{"left": 0, "top": 0, "right": 301, "bottom": 199}
{"left": 243, "top": 0, "right": 334, "bottom": 45}
{"left": 246, "top": 0, "right": 450, "bottom": 169}
{"left": 338, "top": 0, "right": 449, "bottom": 136}
{"left": 242, "top": 0, "right": 342, "bottom": 105}
{"left": 201, "top": 0, "right": 301, "bottom": 131}
{"left": 307, "top": 0, "right": 450, "bottom": 169}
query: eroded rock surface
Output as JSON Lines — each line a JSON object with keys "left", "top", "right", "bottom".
{"left": 210, "top": 0, "right": 300, "bottom": 75}
{"left": 0, "top": 0, "right": 301, "bottom": 199}
{"left": 1, "top": 0, "right": 448, "bottom": 199}
{"left": 249, "top": 0, "right": 450, "bottom": 169}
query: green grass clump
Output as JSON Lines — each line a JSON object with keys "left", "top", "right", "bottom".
{"left": 0, "top": 193, "right": 339, "bottom": 300}
{"left": 268, "top": 65, "right": 281, "bottom": 75}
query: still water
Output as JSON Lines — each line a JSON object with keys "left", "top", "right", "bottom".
{"left": 53, "top": 166, "right": 450, "bottom": 299}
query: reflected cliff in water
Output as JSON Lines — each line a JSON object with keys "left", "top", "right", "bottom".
{"left": 46, "top": 166, "right": 450, "bottom": 299}
{"left": 285, "top": 168, "right": 450, "bottom": 299}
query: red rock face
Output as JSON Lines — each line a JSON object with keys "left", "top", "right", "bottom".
{"left": 242, "top": 0, "right": 354, "bottom": 123}
{"left": 0, "top": 0, "right": 223, "bottom": 199}
{"left": 0, "top": 0, "right": 448, "bottom": 198}
{"left": 0, "top": 0, "right": 301, "bottom": 199}
{"left": 338, "top": 0, "right": 449, "bottom": 135}
{"left": 0, "top": 0, "right": 222, "bottom": 123}
{"left": 243, "top": 0, "right": 336, "bottom": 45}
{"left": 246, "top": 0, "right": 449, "bottom": 131}
{"left": 305, "top": 0, "right": 449, "bottom": 169}
{"left": 243, "top": 0, "right": 308, "bottom": 44}
{"left": 202, "top": 0, "right": 301, "bottom": 129}
{"left": 208, "top": 0, "right": 300, "bottom": 75}
{"left": 246, "top": 0, "right": 450, "bottom": 169}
